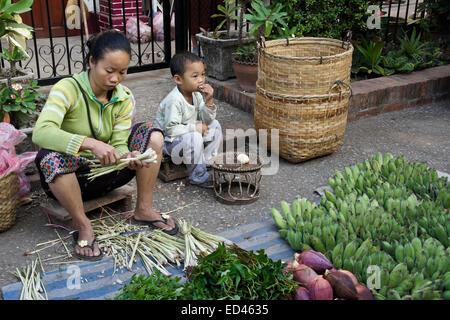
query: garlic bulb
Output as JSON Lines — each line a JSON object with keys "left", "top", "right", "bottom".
{"left": 237, "top": 153, "right": 250, "bottom": 164}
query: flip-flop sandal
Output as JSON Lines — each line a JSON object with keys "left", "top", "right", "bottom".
{"left": 132, "top": 215, "right": 179, "bottom": 235}
{"left": 72, "top": 231, "right": 104, "bottom": 261}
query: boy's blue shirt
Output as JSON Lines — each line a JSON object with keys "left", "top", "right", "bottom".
{"left": 154, "top": 86, "right": 217, "bottom": 141}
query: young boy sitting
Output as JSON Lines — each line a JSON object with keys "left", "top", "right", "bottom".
{"left": 154, "top": 52, "right": 222, "bottom": 188}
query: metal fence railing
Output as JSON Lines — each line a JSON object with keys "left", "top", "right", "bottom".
{"left": 1, "top": 0, "right": 173, "bottom": 86}
{"left": 380, "top": 0, "right": 425, "bottom": 42}
{"left": 0, "top": 0, "right": 429, "bottom": 85}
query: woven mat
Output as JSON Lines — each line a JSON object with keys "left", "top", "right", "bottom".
{"left": 1, "top": 218, "right": 293, "bottom": 300}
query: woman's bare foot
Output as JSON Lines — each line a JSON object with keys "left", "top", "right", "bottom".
{"left": 74, "top": 225, "right": 101, "bottom": 258}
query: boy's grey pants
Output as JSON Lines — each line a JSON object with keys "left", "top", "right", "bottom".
{"left": 163, "top": 120, "right": 222, "bottom": 184}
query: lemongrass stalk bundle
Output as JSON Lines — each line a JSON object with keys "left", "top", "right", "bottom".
{"left": 127, "top": 233, "right": 142, "bottom": 270}
{"left": 87, "top": 148, "right": 157, "bottom": 181}
{"left": 148, "top": 230, "right": 185, "bottom": 258}
{"left": 137, "top": 247, "right": 171, "bottom": 276}
{"left": 151, "top": 229, "right": 185, "bottom": 250}
{"left": 141, "top": 238, "right": 176, "bottom": 265}
{"left": 92, "top": 214, "right": 183, "bottom": 275}
{"left": 179, "top": 219, "right": 202, "bottom": 270}
{"left": 190, "top": 225, "right": 234, "bottom": 250}
{"left": 14, "top": 260, "right": 47, "bottom": 300}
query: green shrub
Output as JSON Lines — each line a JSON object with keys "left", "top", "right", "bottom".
{"left": 352, "top": 29, "right": 449, "bottom": 79}
{"left": 270, "top": 0, "right": 380, "bottom": 40}
{"left": 418, "top": 0, "right": 450, "bottom": 34}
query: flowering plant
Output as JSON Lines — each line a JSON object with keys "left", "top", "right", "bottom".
{"left": 0, "top": 79, "right": 46, "bottom": 128}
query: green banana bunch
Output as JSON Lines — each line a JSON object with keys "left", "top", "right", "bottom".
{"left": 278, "top": 229, "right": 288, "bottom": 239}
{"left": 271, "top": 208, "right": 288, "bottom": 229}
{"left": 395, "top": 244, "right": 405, "bottom": 263}
{"left": 343, "top": 239, "right": 359, "bottom": 260}
{"left": 343, "top": 256, "right": 356, "bottom": 274}
{"left": 432, "top": 223, "right": 449, "bottom": 247}
{"left": 395, "top": 272, "right": 415, "bottom": 296}
{"left": 272, "top": 153, "right": 449, "bottom": 300}
{"left": 292, "top": 199, "right": 301, "bottom": 219}
{"left": 354, "top": 238, "right": 372, "bottom": 260}
{"left": 287, "top": 229, "right": 303, "bottom": 251}
{"left": 284, "top": 209, "right": 297, "bottom": 230}
{"left": 388, "top": 263, "right": 408, "bottom": 288}
{"left": 381, "top": 241, "right": 395, "bottom": 257}
{"left": 324, "top": 189, "right": 337, "bottom": 205}
{"left": 331, "top": 242, "right": 344, "bottom": 269}
{"left": 310, "top": 235, "right": 327, "bottom": 254}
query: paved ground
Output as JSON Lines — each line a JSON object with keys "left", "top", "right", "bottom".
{"left": 0, "top": 68, "right": 449, "bottom": 296}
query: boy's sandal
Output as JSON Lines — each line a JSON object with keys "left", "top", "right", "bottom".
{"left": 188, "top": 175, "right": 214, "bottom": 189}
{"left": 132, "top": 214, "right": 179, "bottom": 235}
{"left": 72, "top": 231, "right": 104, "bottom": 261}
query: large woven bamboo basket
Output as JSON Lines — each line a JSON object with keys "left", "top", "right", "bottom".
{"left": 0, "top": 172, "right": 19, "bottom": 232}
{"left": 255, "top": 37, "right": 353, "bottom": 163}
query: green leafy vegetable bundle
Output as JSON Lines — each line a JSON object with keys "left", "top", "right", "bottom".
{"left": 115, "top": 244, "right": 298, "bottom": 300}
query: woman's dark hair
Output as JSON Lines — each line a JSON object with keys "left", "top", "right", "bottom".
{"left": 84, "top": 29, "right": 131, "bottom": 68}
{"left": 170, "top": 52, "right": 202, "bottom": 76}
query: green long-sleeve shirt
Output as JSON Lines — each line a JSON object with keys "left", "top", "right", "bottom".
{"left": 32, "top": 71, "right": 134, "bottom": 158}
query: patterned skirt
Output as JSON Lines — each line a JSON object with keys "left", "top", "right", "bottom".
{"left": 35, "top": 122, "right": 163, "bottom": 201}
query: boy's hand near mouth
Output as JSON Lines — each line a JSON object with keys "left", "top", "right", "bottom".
{"left": 198, "top": 83, "right": 215, "bottom": 109}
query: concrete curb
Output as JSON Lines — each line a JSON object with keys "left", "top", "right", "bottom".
{"left": 209, "top": 64, "right": 450, "bottom": 121}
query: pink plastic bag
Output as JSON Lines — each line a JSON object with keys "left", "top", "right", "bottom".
{"left": 0, "top": 123, "right": 37, "bottom": 196}
{"left": 126, "top": 17, "right": 152, "bottom": 43}
{"left": 0, "top": 149, "right": 20, "bottom": 175}
{"left": 153, "top": 12, "right": 175, "bottom": 41}
{"left": 17, "top": 152, "right": 37, "bottom": 172}
{"left": 153, "top": 11, "right": 164, "bottom": 35}
{"left": 0, "top": 122, "right": 26, "bottom": 157}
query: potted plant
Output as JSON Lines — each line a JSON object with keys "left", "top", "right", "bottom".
{"left": 0, "top": 78, "right": 46, "bottom": 128}
{"left": 0, "top": 0, "right": 34, "bottom": 85}
{"left": 232, "top": 0, "right": 290, "bottom": 92}
{"left": 195, "top": 0, "right": 254, "bottom": 81}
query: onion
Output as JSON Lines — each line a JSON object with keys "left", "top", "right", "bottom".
{"left": 295, "top": 250, "right": 333, "bottom": 274}
{"left": 355, "top": 284, "right": 374, "bottom": 300}
{"left": 291, "top": 262, "right": 318, "bottom": 286}
{"left": 324, "top": 271, "right": 358, "bottom": 300}
{"left": 282, "top": 260, "right": 296, "bottom": 276}
{"left": 294, "top": 286, "right": 310, "bottom": 300}
{"left": 336, "top": 269, "right": 359, "bottom": 286}
{"left": 308, "top": 276, "right": 333, "bottom": 300}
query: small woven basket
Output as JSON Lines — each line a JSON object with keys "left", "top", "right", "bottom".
{"left": 0, "top": 172, "right": 20, "bottom": 232}
{"left": 211, "top": 152, "right": 263, "bottom": 205}
{"left": 255, "top": 37, "right": 353, "bottom": 163}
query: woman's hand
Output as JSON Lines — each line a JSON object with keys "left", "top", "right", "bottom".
{"left": 122, "top": 151, "right": 151, "bottom": 170}
{"left": 81, "top": 137, "right": 121, "bottom": 166}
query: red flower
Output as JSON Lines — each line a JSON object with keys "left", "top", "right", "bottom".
{"left": 10, "top": 94, "right": 16, "bottom": 99}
